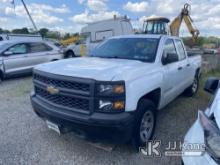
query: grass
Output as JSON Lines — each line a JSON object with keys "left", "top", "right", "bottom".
{"left": 198, "top": 69, "right": 220, "bottom": 100}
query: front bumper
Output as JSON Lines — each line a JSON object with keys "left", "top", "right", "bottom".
{"left": 31, "top": 94, "right": 135, "bottom": 143}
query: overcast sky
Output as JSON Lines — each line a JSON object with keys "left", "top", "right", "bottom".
{"left": 0, "top": 0, "right": 219, "bottom": 36}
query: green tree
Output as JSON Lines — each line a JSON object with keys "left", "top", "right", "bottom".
{"left": 39, "top": 28, "right": 49, "bottom": 37}
{"left": 12, "top": 27, "right": 29, "bottom": 34}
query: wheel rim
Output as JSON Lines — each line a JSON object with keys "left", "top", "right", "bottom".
{"left": 140, "top": 110, "right": 154, "bottom": 142}
{"left": 192, "top": 78, "right": 198, "bottom": 93}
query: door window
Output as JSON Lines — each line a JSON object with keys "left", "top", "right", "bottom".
{"left": 175, "top": 40, "right": 186, "bottom": 60}
{"left": 162, "top": 39, "right": 178, "bottom": 64}
{"left": 7, "top": 44, "right": 28, "bottom": 55}
{"left": 29, "top": 43, "right": 52, "bottom": 53}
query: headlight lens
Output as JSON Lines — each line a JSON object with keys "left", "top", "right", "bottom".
{"left": 99, "top": 100, "right": 125, "bottom": 112}
{"left": 96, "top": 81, "right": 125, "bottom": 113}
{"left": 97, "top": 83, "right": 125, "bottom": 95}
{"left": 199, "top": 111, "right": 220, "bottom": 161}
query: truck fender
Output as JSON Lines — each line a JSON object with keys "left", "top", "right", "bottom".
{"left": 125, "top": 72, "right": 163, "bottom": 111}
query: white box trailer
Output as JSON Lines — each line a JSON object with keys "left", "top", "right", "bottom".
{"left": 65, "top": 16, "right": 134, "bottom": 57}
{"left": 0, "top": 34, "right": 42, "bottom": 41}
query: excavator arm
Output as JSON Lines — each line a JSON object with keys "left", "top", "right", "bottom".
{"left": 170, "top": 3, "right": 200, "bottom": 42}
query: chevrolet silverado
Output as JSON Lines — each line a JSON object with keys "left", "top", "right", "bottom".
{"left": 31, "top": 34, "right": 202, "bottom": 148}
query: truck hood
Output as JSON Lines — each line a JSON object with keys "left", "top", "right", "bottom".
{"left": 34, "top": 57, "right": 152, "bottom": 81}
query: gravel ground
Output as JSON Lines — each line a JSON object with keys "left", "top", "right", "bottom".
{"left": 0, "top": 73, "right": 215, "bottom": 165}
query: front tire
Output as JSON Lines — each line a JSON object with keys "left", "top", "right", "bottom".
{"left": 133, "top": 99, "right": 157, "bottom": 149}
{"left": 65, "top": 51, "right": 75, "bottom": 58}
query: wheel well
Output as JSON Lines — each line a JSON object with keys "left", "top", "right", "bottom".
{"left": 139, "top": 88, "right": 161, "bottom": 108}
{"left": 65, "top": 50, "right": 74, "bottom": 56}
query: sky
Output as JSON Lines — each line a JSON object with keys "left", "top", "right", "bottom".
{"left": 0, "top": 0, "right": 220, "bottom": 37}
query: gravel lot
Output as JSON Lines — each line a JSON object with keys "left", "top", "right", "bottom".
{"left": 0, "top": 72, "right": 216, "bottom": 165}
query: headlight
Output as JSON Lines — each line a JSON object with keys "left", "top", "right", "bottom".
{"left": 199, "top": 111, "right": 220, "bottom": 162}
{"left": 95, "top": 81, "right": 125, "bottom": 113}
{"left": 98, "top": 100, "right": 125, "bottom": 112}
{"left": 96, "top": 81, "right": 125, "bottom": 96}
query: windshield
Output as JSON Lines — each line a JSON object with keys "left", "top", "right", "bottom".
{"left": 91, "top": 38, "right": 159, "bottom": 62}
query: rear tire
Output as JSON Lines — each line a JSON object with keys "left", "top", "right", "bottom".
{"left": 65, "top": 51, "right": 75, "bottom": 58}
{"left": 132, "top": 99, "right": 157, "bottom": 150}
{"left": 184, "top": 75, "right": 199, "bottom": 97}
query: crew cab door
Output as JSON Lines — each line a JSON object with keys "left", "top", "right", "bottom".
{"left": 174, "top": 39, "right": 194, "bottom": 89}
{"left": 2, "top": 43, "right": 31, "bottom": 75}
{"left": 161, "top": 39, "right": 183, "bottom": 106}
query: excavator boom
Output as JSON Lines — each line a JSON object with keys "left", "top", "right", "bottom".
{"left": 143, "top": 3, "right": 200, "bottom": 43}
{"left": 170, "top": 3, "right": 200, "bottom": 42}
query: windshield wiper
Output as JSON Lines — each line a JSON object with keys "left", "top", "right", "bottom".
{"left": 92, "top": 56, "right": 119, "bottom": 59}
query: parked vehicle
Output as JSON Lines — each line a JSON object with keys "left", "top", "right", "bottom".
{"left": 0, "top": 40, "right": 63, "bottom": 82}
{"left": 182, "top": 77, "right": 220, "bottom": 165}
{"left": 31, "top": 35, "right": 201, "bottom": 148}
{"left": 64, "top": 16, "right": 134, "bottom": 58}
{"left": 203, "top": 49, "right": 219, "bottom": 55}
{"left": 0, "top": 34, "right": 42, "bottom": 42}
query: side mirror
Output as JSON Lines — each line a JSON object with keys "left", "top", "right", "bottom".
{"left": 162, "top": 52, "right": 178, "bottom": 65}
{"left": 204, "top": 77, "right": 219, "bottom": 94}
{"left": 4, "top": 51, "right": 13, "bottom": 56}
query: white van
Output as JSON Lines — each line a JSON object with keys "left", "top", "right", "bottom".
{"left": 64, "top": 16, "right": 134, "bottom": 58}
{"left": 0, "top": 34, "right": 42, "bottom": 42}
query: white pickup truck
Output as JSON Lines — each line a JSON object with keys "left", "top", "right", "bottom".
{"left": 31, "top": 34, "right": 201, "bottom": 148}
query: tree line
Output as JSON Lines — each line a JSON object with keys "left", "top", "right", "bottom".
{"left": 0, "top": 27, "right": 79, "bottom": 40}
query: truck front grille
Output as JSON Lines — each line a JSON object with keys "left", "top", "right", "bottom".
{"left": 33, "top": 74, "right": 90, "bottom": 92}
{"left": 35, "top": 87, "right": 90, "bottom": 111}
{"left": 33, "top": 71, "right": 94, "bottom": 113}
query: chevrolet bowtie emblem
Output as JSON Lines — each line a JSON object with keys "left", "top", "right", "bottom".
{"left": 47, "top": 86, "right": 59, "bottom": 95}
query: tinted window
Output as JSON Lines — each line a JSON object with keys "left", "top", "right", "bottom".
{"left": 29, "top": 43, "right": 52, "bottom": 53}
{"left": 175, "top": 40, "right": 186, "bottom": 60}
{"left": 7, "top": 44, "right": 28, "bottom": 54}
{"left": 164, "top": 39, "right": 177, "bottom": 55}
{"left": 162, "top": 39, "right": 178, "bottom": 64}
{"left": 91, "top": 38, "right": 159, "bottom": 62}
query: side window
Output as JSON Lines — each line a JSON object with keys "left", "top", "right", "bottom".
{"left": 175, "top": 40, "right": 186, "bottom": 60}
{"left": 162, "top": 39, "right": 178, "bottom": 64}
{"left": 95, "top": 30, "right": 113, "bottom": 41}
{"left": 7, "top": 44, "right": 28, "bottom": 55}
{"left": 29, "top": 43, "right": 52, "bottom": 53}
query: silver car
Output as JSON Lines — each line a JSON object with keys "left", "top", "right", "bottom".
{"left": 0, "top": 40, "right": 63, "bottom": 82}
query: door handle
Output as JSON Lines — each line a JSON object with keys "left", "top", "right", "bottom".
{"left": 178, "top": 67, "right": 183, "bottom": 70}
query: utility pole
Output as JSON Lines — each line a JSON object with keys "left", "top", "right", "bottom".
{"left": 20, "top": 0, "right": 38, "bottom": 32}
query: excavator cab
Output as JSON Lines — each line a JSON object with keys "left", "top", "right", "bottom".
{"left": 143, "top": 17, "right": 170, "bottom": 35}
{"left": 143, "top": 3, "right": 199, "bottom": 43}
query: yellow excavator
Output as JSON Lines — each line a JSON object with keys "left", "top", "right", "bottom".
{"left": 143, "top": 3, "right": 199, "bottom": 43}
